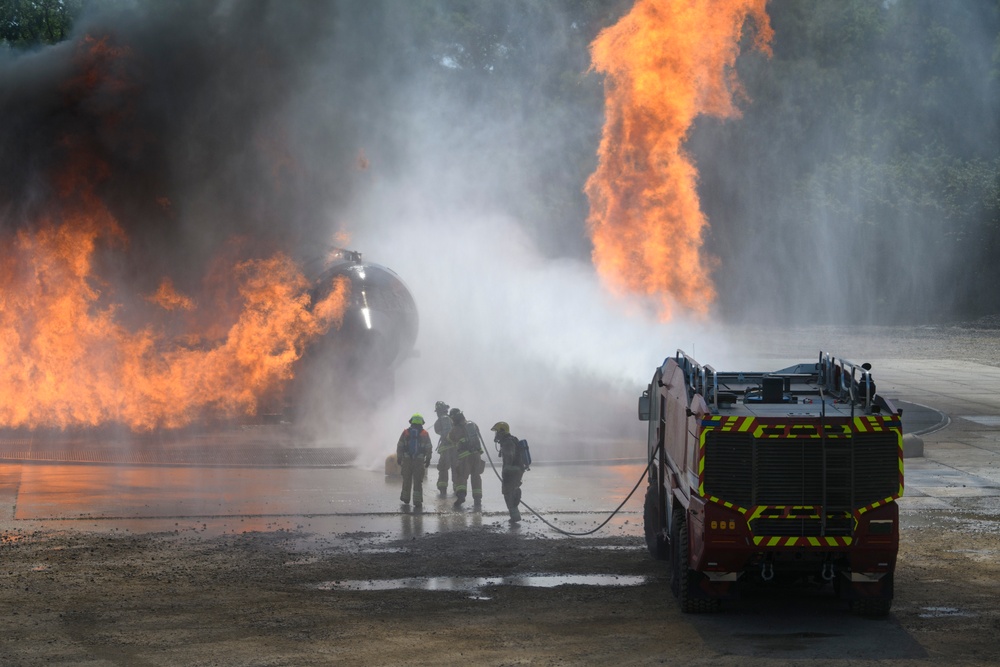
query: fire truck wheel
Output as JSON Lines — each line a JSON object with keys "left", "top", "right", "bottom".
{"left": 849, "top": 573, "right": 894, "bottom": 617}
{"left": 669, "top": 508, "right": 683, "bottom": 597}
{"left": 643, "top": 485, "right": 669, "bottom": 561}
{"left": 676, "top": 517, "right": 694, "bottom": 611}
{"left": 850, "top": 597, "right": 893, "bottom": 617}
{"left": 677, "top": 516, "right": 721, "bottom": 614}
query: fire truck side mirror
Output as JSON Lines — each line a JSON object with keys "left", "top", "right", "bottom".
{"left": 638, "top": 390, "right": 651, "bottom": 421}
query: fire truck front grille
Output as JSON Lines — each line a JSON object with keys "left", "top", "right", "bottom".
{"left": 701, "top": 433, "right": 753, "bottom": 502}
{"left": 853, "top": 433, "right": 901, "bottom": 504}
{"left": 703, "top": 430, "right": 900, "bottom": 512}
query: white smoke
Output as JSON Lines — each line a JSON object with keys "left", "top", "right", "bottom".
{"left": 344, "top": 200, "right": 735, "bottom": 468}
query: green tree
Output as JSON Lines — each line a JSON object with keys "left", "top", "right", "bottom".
{"left": 698, "top": 0, "right": 1000, "bottom": 324}
{"left": 0, "top": 0, "right": 83, "bottom": 48}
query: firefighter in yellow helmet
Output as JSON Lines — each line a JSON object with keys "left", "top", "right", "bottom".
{"left": 396, "top": 413, "right": 433, "bottom": 510}
{"left": 446, "top": 408, "right": 484, "bottom": 510}
{"left": 491, "top": 421, "right": 526, "bottom": 523}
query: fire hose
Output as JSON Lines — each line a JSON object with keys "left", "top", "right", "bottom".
{"left": 477, "top": 430, "right": 651, "bottom": 537}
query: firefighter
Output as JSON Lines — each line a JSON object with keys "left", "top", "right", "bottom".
{"left": 433, "top": 401, "right": 456, "bottom": 498}
{"left": 491, "top": 421, "right": 525, "bottom": 523}
{"left": 396, "top": 413, "right": 433, "bottom": 510}
{"left": 447, "top": 407, "right": 484, "bottom": 510}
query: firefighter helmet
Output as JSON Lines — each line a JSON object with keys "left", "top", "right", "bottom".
{"left": 435, "top": 400, "right": 449, "bottom": 415}
{"left": 410, "top": 413, "right": 425, "bottom": 425}
{"left": 448, "top": 407, "right": 465, "bottom": 423}
{"left": 491, "top": 421, "right": 509, "bottom": 434}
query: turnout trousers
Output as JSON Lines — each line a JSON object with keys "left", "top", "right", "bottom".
{"left": 399, "top": 457, "right": 426, "bottom": 505}
{"left": 453, "top": 452, "right": 484, "bottom": 504}
{"left": 436, "top": 445, "right": 458, "bottom": 495}
{"left": 502, "top": 467, "right": 524, "bottom": 522}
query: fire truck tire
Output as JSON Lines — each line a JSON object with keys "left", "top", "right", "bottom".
{"left": 677, "top": 516, "right": 721, "bottom": 614}
{"left": 850, "top": 574, "right": 894, "bottom": 617}
{"left": 669, "top": 508, "right": 683, "bottom": 597}
{"left": 850, "top": 597, "right": 893, "bottom": 617}
{"left": 643, "top": 485, "right": 669, "bottom": 561}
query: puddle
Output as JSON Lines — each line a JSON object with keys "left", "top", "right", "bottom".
{"left": 317, "top": 573, "right": 647, "bottom": 597}
{"left": 284, "top": 557, "right": 321, "bottom": 566}
{"left": 582, "top": 545, "right": 645, "bottom": 551}
{"left": 285, "top": 547, "right": 409, "bottom": 565}
{"left": 919, "top": 607, "right": 975, "bottom": 618}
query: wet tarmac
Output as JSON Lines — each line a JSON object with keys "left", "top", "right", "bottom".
{"left": 0, "top": 456, "right": 649, "bottom": 543}
{"left": 1, "top": 357, "right": 999, "bottom": 543}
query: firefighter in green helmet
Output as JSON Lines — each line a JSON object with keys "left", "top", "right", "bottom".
{"left": 491, "top": 421, "right": 526, "bottom": 523}
{"left": 396, "top": 413, "right": 433, "bottom": 510}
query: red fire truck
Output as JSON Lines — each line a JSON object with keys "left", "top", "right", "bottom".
{"left": 639, "top": 351, "right": 902, "bottom": 615}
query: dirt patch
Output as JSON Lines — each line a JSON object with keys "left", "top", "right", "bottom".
{"left": 0, "top": 511, "right": 998, "bottom": 666}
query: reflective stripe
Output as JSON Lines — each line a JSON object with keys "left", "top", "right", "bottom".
{"left": 751, "top": 535, "right": 853, "bottom": 547}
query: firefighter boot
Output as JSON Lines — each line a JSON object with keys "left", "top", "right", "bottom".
{"left": 506, "top": 496, "right": 521, "bottom": 523}
{"left": 473, "top": 497, "right": 482, "bottom": 512}
{"left": 453, "top": 493, "right": 465, "bottom": 509}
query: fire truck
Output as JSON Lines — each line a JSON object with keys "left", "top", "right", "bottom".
{"left": 638, "top": 351, "right": 902, "bottom": 615}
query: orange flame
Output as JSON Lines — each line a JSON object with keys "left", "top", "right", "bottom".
{"left": 146, "top": 279, "right": 195, "bottom": 311}
{"left": 585, "top": 0, "right": 772, "bottom": 319}
{"left": 0, "top": 31, "right": 353, "bottom": 432}
{"left": 0, "top": 172, "right": 349, "bottom": 433}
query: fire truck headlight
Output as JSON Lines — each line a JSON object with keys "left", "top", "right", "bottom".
{"left": 709, "top": 520, "right": 738, "bottom": 531}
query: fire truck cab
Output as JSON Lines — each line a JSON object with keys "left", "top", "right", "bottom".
{"left": 639, "top": 351, "right": 902, "bottom": 615}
